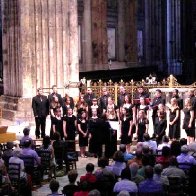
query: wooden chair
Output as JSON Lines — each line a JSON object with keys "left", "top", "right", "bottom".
{"left": 8, "top": 163, "right": 21, "bottom": 187}
{"left": 37, "top": 149, "right": 56, "bottom": 178}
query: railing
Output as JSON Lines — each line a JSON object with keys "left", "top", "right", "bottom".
{"left": 89, "top": 75, "right": 196, "bottom": 104}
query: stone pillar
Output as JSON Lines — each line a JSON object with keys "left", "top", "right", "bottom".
{"left": 117, "top": 0, "right": 125, "bottom": 62}
{"left": 82, "top": 0, "right": 92, "bottom": 71}
{"left": 124, "top": 0, "right": 137, "bottom": 64}
{"left": 1, "top": 0, "right": 79, "bottom": 120}
{"left": 91, "top": 0, "right": 108, "bottom": 70}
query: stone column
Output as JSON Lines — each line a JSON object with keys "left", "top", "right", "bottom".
{"left": 117, "top": 0, "right": 125, "bottom": 62}
{"left": 124, "top": 0, "right": 137, "bottom": 64}
{"left": 91, "top": 0, "right": 108, "bottom": 70}
{"left": 1, "top": 0, "right": 79, "bottom": 120}
{"left": 82, "top": 0, "right": 92, "bottom": 71}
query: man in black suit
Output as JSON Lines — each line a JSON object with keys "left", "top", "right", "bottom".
{"left": 117, "top": 86, "right": 128, "bottom": 108}
{"left": 83, "top": 87, "right": 95, "bottom": 107}
{"left": 99, "top": 87, "right": 110, "bottom": 113}
{"left": 134, "top": 85, "right": 149, "bottom": 99}
{"left": 151, "top": 89, "right": 165, "bottom": 127}
{"left": 48, "top": 85, "right": 63, "bottom": 106}
{"left": 32, "top": 88, "right": 49, "bottom": 139}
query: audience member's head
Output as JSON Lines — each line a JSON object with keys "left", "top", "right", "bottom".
{"left": 86, "top": 163, "right": 95, "bottom": 173}
{"left": 113, "top": 151, "right": 124, "bottom": 162}
{"left": 78, "top": 180, "right": 89, "bottom": 192}
{"left": 129, "top": 162, "right": 139, "bottom": 178}
{"left": 162, "top": 135, "right": 169, "bottom": 143}
{"left": 170, "top": 140, "right": 181, "bottom": 156}
{"left": 169, "top": 156, "right": 178, "bottom": 167}
{"left": 121, "top": 167, "right": 131, "bottom": 180}
{"left": 119, "top": 144, "right": 126, "bottom": 153}
{"left": 13, "top": 148, "right": 21, "bottom": 157}
{"left": 67, "top": 170, "right": 78, "bottom": 184}
{"left": 6, "top": 142, "right": 14, "bottom": 150}
{"left": 143, "top": 133, "right": 150, "bottom": 141}
{"left": 180, "top": 138, "right": 187, "bottom": 146}
{"left": 49, "top": 179, "right": 60, "bottom": 193}
{"left": 142, "top": 145, "right": 150, "bottom": 154}
{"left": 23, "top": 127, "right": 30, "bottom": 136}
{"left": 181, "top": 145, "right": 189, "bottom": 154}
{"left": 43, "top": 135, "right": 51, "bottom": 148}
{"left": 162, "top": 146, "right": 171, "bottom": 157}
{"left": 117, "top": 190, "right": 130, "bottom": 196}
{"left": 141, "top": 155, "right": 150, "bottom": 167}
{"left": 135, "top": 149, "right": 142, "bottom": 159}
{"left": 97, "top": 157, "right": 109, "bottom": 168}
{"left": 145, "top": 165, "right": 154, "bottom": 179}
{"left": 0, "top": 150, "right": 2, "bottom": 159}
{"left": 88, "top": 189, "right": 101, "bottom": 196}
{"left": 23, "top": 140, "right": 31, "bottom": 148}
{"left": 136, "top": 142, "right": 143, "bottom": 150}
{"left": 154, "top": 164, "right": 163, "bottom": 175}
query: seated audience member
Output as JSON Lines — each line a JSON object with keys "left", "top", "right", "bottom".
{"left": 52, "top": 132, "right": 68, "bottom": 171}
{"left": 9, "top": 148, "right": 26, "bottom": 178}
{"left": 20, "top": 139, "right": 41, "bottom": 166}
{"left": 113, "top": 167, "right": 138, "bottom": 193}
{"left": 62, "top": 170, "right": 79, "bottom": 196}
{"left": 138, "top": 165, "right": 163, "bottom": 194}
{"left": 20, "top": 128, "right": 33, "bottom": 147}
{"left": 179, "top": 138, "right": 187, "bottom": 146}
{"left": 157, "top": 135, "right": 170, "bottom": 150}
{"left": 156, "top": 146, "right": 171, "bottom": 168}
{"left": 106, "top": 151, "right": 126, "bottom": 177}
{"left": 3, "top": 142, "right": 14, "bottom": 157}
{"left": 88, "top": 189, "right": 101, "bottom": 196}
{"left": 177, "top": 145, "right": 196, "bottom": 170}
{"left": 142, "top": 145, "right": 156, "bottom": 166}
{"left": 153, "top": 164, "right": 169, "bottom": 188}
{"left": 138, "top": 155, "right": 151, "bottom": 177}
{"left": 94, "top": 157, "right": 115, "bottom": 195}
{"left": 74, "top": 181, "right": 89, "bottom": 196}
{"left": 80, "top": 163, "right": 96, "bottom": 190}
{"left": 143, "top": 133, "right": 157, "bottom": 154}
{"left": 0, "top": 150, "right": 10, "bottom": 184}
{"left": 129, "top": 162, "right": 144, "bottom": 185}
{"left": 39, "top": 135, "right": 55, "bottom": 178}
{"left": 161, "top": 156, "right": 185, "bottom": 179}
{"left": 127, "top": 149, "right": 143, "bottom": 167}
{"left": 119, "top": 144, "right": 135, "bottom": 162}
{"left": 48, "top": 179, "right": 63, "bottom": 196}
{"left": 170, "top": 140, "right": 181, "bottom": 157}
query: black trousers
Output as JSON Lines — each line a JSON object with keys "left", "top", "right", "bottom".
{"left": 35, "top": 116, "right": 46, "bottom": 138}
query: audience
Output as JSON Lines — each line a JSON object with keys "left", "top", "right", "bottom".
{"left": 143, "top": 133, "right": 157, "bottom": 154}
{"left": 156, "top": 146, "right": 171, "bottom": 168}
{"left": 119, "top": 144, "right": 135, "bottom": 161}
{"left": 20, "top": 127, "right": 33, "bottom": 147}
{"left": 129, "top": 162, "right": 144, "bottom": 185}
{"left": 157, "top": 135, "right": 170, "bottom": 150}
{"left": 62, "top": 170, "right": 79, "bottom": 196}
{"left": 113, "top": 167, "right": 138, "bottom": 193}
{"left": 48, "top": 179, "right": 63, "bottom": 196}
{"left": 138, "top": 165, "right": 163, "bottom": 193}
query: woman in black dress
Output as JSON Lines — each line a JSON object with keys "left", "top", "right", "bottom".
{"left": 77, "top": 111, "right": 88, "bottom": 158}
{"left": 63, "top": 108, "right": 77, "bottom": 150}
{"left": 168, "top": 97, "right": 180, "bottom": 140}
{"left": 88, "top": 109, "right": 103, "bottom": 157}
{"left": 120, "top": 107, "right": 134, "bottom": 152}
{"left": 76, "top": 94, "right": 88, "bottom": 119}
{"left": 136, "top": 110, "right": 149, "bottom": 142}
{"left": 183, "top": 98, "right": 195, "bottom": 144}
{"left": 51, "top": 108, "right": 64, "bottom": 139}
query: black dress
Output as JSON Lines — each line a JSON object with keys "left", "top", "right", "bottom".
{"left": 183, "top": 107, "right": 195, "bottom": 137}
{"left": 51, "top": 116, "right": 64, "bottom": 139}
{"left": 137, "top": 118, "right": 149, "bottom": 142}
{"left": 154, "top": 117, "right": 167, "bottom": 144}
{"left": 169, "top": 107, "right": 180, "bottom": 139}
{"left": 88, "top": 117, "right": 103, "bottom": 157}
{"left": 121, "top": 116, "right": 132, "bottom": 144}
{"left": 64, "top": 115, "right": 77, "bottom": 140}
{"left": 77, "top": 119, "right": 88, "bottom": 147}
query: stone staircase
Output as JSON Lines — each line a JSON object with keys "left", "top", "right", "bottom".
{"left": 0, "top": 95, "right": 34, "bottom": 122}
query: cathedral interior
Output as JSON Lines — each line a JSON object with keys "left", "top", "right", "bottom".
{"left": 0, "top": 0, "right": 195, "bottom": 119}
